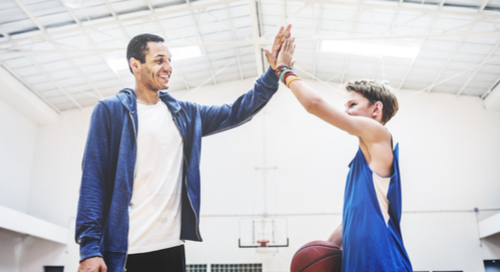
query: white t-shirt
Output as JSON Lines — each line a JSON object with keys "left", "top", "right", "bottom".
{"left": 128, "top": 100, "right": 184, "bottom": 254}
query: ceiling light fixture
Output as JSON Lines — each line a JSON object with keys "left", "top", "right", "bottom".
{"left": 170, "top": 46, "right": 202, "bottom": 61}
{"left": 107, "top": 58, "right": 129, "bottom": 72}
{"left": 322, "top": 40, "right": 419, "bottom": 59}
{"left": 63, "top": 0, "right": 82, "bottom": 8}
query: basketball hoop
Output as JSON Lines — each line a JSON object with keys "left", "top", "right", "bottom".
{"left": 257, "top": 240, "right": 270, "bottom": 247}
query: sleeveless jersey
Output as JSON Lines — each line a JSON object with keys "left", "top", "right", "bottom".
{"left": 342, "top": 144, "right": 412, "bottom": 272}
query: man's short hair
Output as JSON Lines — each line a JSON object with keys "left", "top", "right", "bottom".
{"left": 126, "top": 33, "right": 165, "bottom": 74}
{"left": 345, "top": 79, "right": 399, "bottom": 124}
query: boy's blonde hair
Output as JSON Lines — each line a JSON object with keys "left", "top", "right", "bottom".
{"left": 345, "top": 79, "right": 399, "bottom": 124}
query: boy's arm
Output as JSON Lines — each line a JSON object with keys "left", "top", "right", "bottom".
{"left": 327, "top": 223, "right": 343, "bottom": 249}
{"left": 287, "top": 80, "right": 387, "bottom": 142}
{"left": 278, "top": 38, "right": 387, "bottom": 142}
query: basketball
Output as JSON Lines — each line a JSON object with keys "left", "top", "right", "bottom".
{"left": 290, "top": 240, "right": 342, "bottom": 272}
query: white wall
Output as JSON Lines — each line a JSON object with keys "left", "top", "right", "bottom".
{"left": 183, "top": 79, "right": 500, "bottom": 272}
{"left": 0, "top": 98, "right": 38, "bottom": 213}
{"left": 5, "top": 77, "right": 500, "bottom": 271}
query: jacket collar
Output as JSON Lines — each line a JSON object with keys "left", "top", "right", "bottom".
{"left": 117, "top": 88, "right": 182, "bottom": 115}
{"left": 117, "top": 88, "right": 137, "bottom": 114}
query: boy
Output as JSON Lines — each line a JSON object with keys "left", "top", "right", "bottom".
{"left": 277, "top": 38, "right": 412, "bottom": 271}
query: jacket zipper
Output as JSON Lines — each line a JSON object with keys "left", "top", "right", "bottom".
{"left": 173, "top": 112, "right": 201, "bottom": 241}
{"left": 123, "top": 111, "right": 137, "bottom": 272}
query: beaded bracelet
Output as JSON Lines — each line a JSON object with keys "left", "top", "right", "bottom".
{"left": 286, "top": 77, "right": 302, "bottom": 87}
{"left": 279, "top": 69, "right": 294, "bottom": 84}
{"left": 275, "top": 64, "right": 293, "bottom": 78}
{"left": 282, "top": 71, "right": 297, "bottom": 85}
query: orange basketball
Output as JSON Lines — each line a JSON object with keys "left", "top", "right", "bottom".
{"left": 290, "top": 240, "right": 342, "bottom": 272}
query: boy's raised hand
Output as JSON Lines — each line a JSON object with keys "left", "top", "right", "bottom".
{"left": 277, "top": 37, "right": 296, "bottom": 68}
{"left": 264, "top": 24, "right": 292, "bottom": 70}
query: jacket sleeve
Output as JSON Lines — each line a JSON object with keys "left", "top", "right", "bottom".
{"left": 75, "top": 101, "right": 111, "bottom": 262}
{"left": 199, "top": 67, "right": 279, "bottom": 136}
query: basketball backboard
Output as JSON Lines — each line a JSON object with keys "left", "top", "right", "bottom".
{"left": 238, "top": 217, "right": 289, "bottom": 248}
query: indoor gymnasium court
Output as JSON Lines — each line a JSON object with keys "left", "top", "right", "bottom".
{"left": 0, "top": 0, "right": 500, "bottom": 271}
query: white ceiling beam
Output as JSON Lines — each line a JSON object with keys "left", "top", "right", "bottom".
{"left": 376, "top": 13, "right": 428, "bottom": 37}
{"left": 182, "top": 59, "right": 236, "bottom": 99}
{"left": 155, "top": 20, "right": 191, "bottom": 91}
{"left": 152, "top": 14, "right": 191, "bottom": 91}
{"left": 0, "top": 0, "right": 241, "bottom": 47}
{"left": 144, "top": 0, "right": 154, "bottom": 10}
{"left": 59, "top": 0, "right": 82, "bottom": 26}
{"left": 14, "top": 0, "right": 46, "bottom": 33}
{"left": 140, "top": 1, "right": 190, "bottom": 90}
{"left": 2, "top": 29, "right": 500, "bottom": 57}
{"left": 312, "top": 3, "right": 322, "bottom": 81}
{"left": 84, "top": 29, "right": 128, "bottom": 88}
{"left": 206, "top": 9, "right": 239, "bottom": 34}
{"left": 46, "top": 37, "right": 105, "bottom": 99}
{"left": 397, "top": 13, "right": 438, "bottom": 90}
{"left": 295, "top": 65, "right": 345, "bottom": 96}
{"left": 400, "top": 61, "right": 485, "bottom": 100}
{"left": 426, "top": 23, "right": 475, "bottom": 92}
{"left": 102, "top": 0, "right": 131, "bottom": 39}
{"left": 442, "top": 18, "right": 480, "bottom": 34}
{"left": 225, "top": 4, "right": 244, "bottom": 80}
{"left": 313, "top": 10, "right": 359, "bottom": 40}
{"left": 102, "top": 0, "right": 118, "bottom": 18}
{"left": 340, "top": 8, "right": 362, "bottom": 84}
{"left": 262, "top": 2, "right": 311, "bottom": 40}
{"left": 481, "top": 74, "right": 500, "bottom": 99}
{"left": 286, "top": 0, "right": 500, "bottom": 20}
{"left": 456, "top": 38, "right": 500, "bottom": 96}
{"left": 0, "top": 205, "right": 68, "bottom": 244}
{"left": 0, "top": 63, "right": 60, "bottom": 125}
{"left": 25, "top": 55, "right": 83, "bottom": 109}
{"left": 187, "top": 3, "right": 217, "bottom": 85}
{"left": 0, "top": 26, "right": 11, "bottom": 40}
{"left": 479, "top": 0, "right": 490, "bottom": 12}
{"left": 483, "top": 78, "right": 500, "bottom": 110}
{"left": 249, "top": 0, "right": 264, "bottom": 75}
{"left": 438, "top": 0, "right": 446, "bottom": 9}
{"left": 478, "top": 212, "right": 500, "bottom": 238}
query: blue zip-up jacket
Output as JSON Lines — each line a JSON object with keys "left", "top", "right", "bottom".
{"left": 75, "top": 68, "right": 279, "bottom": 271}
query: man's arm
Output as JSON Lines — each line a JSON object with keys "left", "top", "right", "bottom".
{"left": 198, "top": 67, "right": 279, "bottom": 136}
{"left": 75, "top": 101, "right": 111, "bottom": 268}
{"left": 198, "top": 25, "right": 291, "bottom": 136}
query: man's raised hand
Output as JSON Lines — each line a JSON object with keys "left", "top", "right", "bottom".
{"left": 264, "top": 24, "right": 292, "bottom": 70}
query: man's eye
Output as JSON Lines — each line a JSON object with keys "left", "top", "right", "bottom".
{"left": 157, "top": 60, "right": 163, "bottom": 64}
{"left": 168, "top": 58, "right": 172, "bottom": 62}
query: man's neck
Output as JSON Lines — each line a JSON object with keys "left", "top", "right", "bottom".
{"left": 135, "top": 85, "right": 160, "bottom": 105}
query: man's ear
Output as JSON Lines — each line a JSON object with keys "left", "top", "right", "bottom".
{"left": 372, "top": 101, "right": 383, "bottom": 118}
{"left": 130, "top": 58, "right": 140, "bottom": 74}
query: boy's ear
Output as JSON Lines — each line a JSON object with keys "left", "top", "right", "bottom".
{"left": 372, "top": 101, "right": 383, "bottom": 119}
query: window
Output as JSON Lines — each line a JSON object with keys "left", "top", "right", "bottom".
{"left": 186, "top": 264, "right": 207, "bottom": 272}
{"left": 211, "top": 263, "right": 262, "bottom": 272}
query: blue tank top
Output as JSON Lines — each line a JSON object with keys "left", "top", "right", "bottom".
{"left": 342, "top": 144, "right": 412, "bottom": 272}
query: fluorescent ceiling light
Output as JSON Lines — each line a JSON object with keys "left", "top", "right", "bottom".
{"left": 170, "top": 46, "right": 202, "bottom": 61}
{"left": 322, "top": 41, "right": 419, "bottom": 59}
{"left": 107, "top": 58, "right": 129, "bottom": 72}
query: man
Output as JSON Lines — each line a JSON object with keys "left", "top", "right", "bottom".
{"left": 276, "top": 38, "right": 413, "bottom": 271}
{"left": 76, "top": 25, "right": 291, "bottom": 272}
